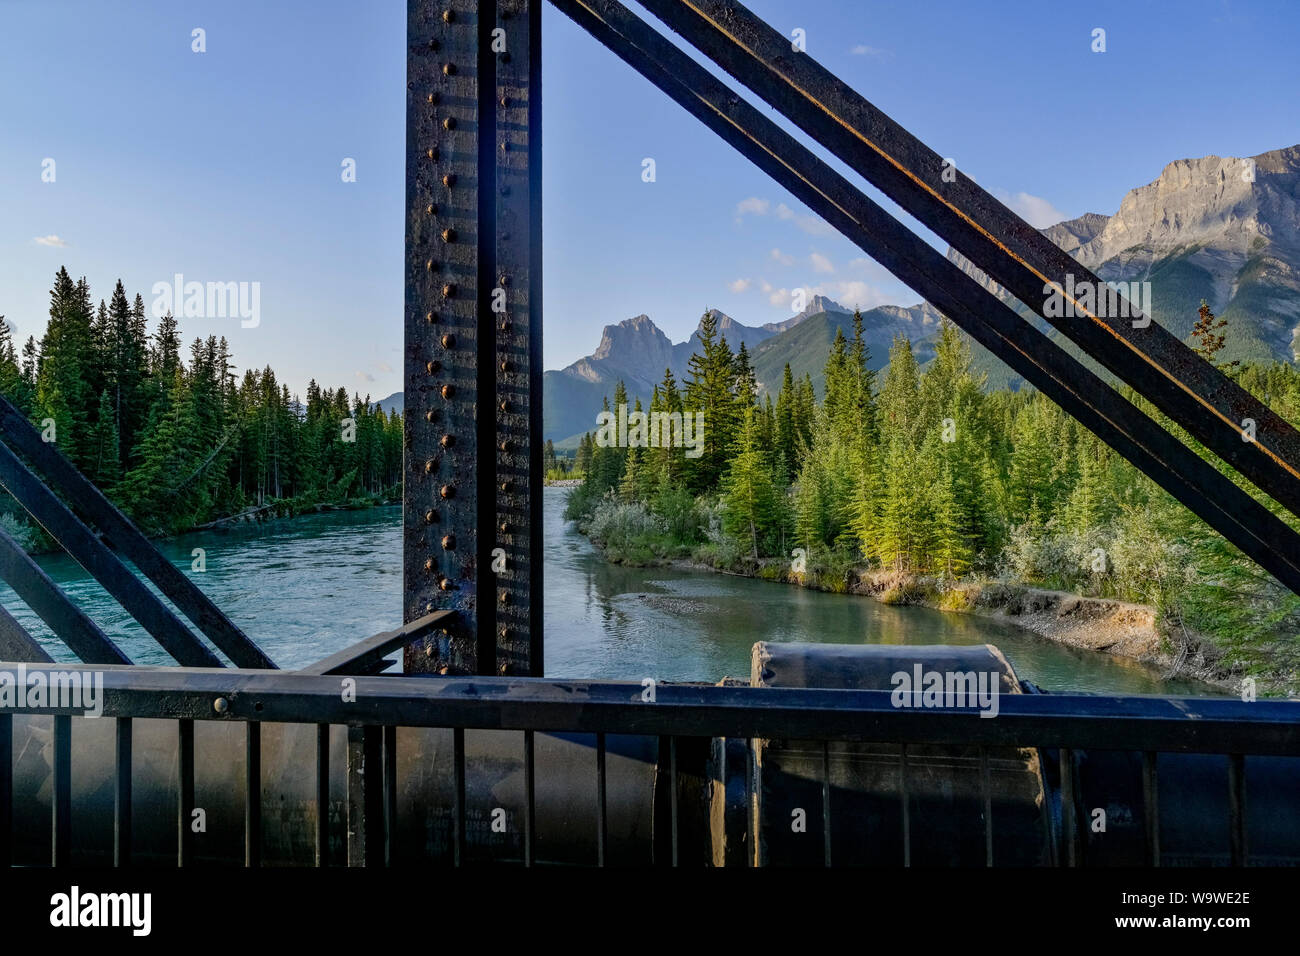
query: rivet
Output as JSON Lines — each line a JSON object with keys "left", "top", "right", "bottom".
{"left": 427, "top": 147, "right": 438, "bottom": 161}
{"left": 500, "top": 141, "right": 508, "bottom": 152}
{"left": 425, "top": 643, "right": 436, "bottom": 657}
{"left": 499, "top": 439, "right": 511, "bottom": 453}
{"left": 426, "top": 311, "right": 437, "bottom": 324}
{"left": 499, "top": 520, "right": 510, "bottom": 533}
{"left": 500, "top": 95, "right": 510, "bottom": 107}
{"left": 427, "top": 92, "right": 437, "bottom": 105}
{"left": 424, "top": 509, "right": 436, "bottom": 524}
{"left": 425, "top": 459, "right": 436, "bottom": 474}
{"left": 440, "top": 484, "right": 455, "bottom": 499}
{"left": 499, "top": 359, "right": 510, "bottom": 373}
{"left": 442, "top": 282, "right": 456, "bottom": 297}
{"left": 499, "top": 626, "right": 510, "bottom": 640}
{"left": 443, "top": 173, "right": 457, "bottom": 187}
{"left": 500, "top": 480, "right": 513, "bottom": 493}
{"left": 441, "top": 534, "right": 456, "bottom": 550}
{"left": 425, "top": 410, "right": 436, "bottom": 423}
{"left": 424, "top": 557, "right": 435, "bottom": 572}
{"left": 443, "top": 63, "right": 456, "bottom": 76}
{"left": 441, "top": 383, "right": 455, "bottom": 399}
{"left": 214, "top": 697, "right": 229, "bottom": 714}
{"left": 427, "top": 39, "right": 439, "bottom": 52}
{"left": 439, "top": 578, "right": 454, "bottom": 591}
{"left": 442, "top": 9, "right": 454, "bottom": 22}
{"left": 440, "top": 434, "right": 454, "bottom": 448}
{"left": 426, "top": 359, "right": 442, "bottom": 374}
{"left": 499, "top": 274, "right": 509, "bottom": 286}
{"left": 443, "top": 117, "right": 456, "bottom": 131}
{"left": 426, "top": 203, "right": 436, "bottom": 216}
{"left": 499, "top": 319, "right": 512, "bottom": 333}
{"left": 426, "top": 259, "right": 434, "bottom": 271}
{"left": 441, "top": 333, "right": 456, "bottom": 349}
{"left": 499, "top": 590, "right": 510, "bottom": 605}
{"left": 499, "top": 399, "right": 510, "bottom": 413}
{"left": 442, "top": 227, "right": 457, "bottom": 242}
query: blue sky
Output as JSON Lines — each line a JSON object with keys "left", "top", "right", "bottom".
{"left": 2, "top": 0, "right": 1297, "bottom": 401}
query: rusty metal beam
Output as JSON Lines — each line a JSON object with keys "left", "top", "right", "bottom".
{"left": 0, "top": 440, "right": 222, "bottom": 667}
{"left": 0, "top": 520, "right": 131, "bottom": 665}
{"left": 0, "top": 396, "right": 274, "bottom": 669}
{"left": 548, "top": 0, "right": 1300, "bottom": 594}
{"left": 634, "top": 0, "right": 1300, "bottom": 522}
{"left": 404, "top": 0, "right": 542, "bottom": 676}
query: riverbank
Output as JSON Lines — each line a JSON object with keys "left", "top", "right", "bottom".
{"left": 668, "top": 556, "right": 1237, "bottom": 692}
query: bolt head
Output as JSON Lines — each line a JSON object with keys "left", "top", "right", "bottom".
{"left": 442, "top": 173, "right": 457, "bottom": 188}
{"left": 440, "top": 434, "right": 454, "bottom": 448}
{"left": 442, "top": 282, "right": 456, "bottom": 297}
{"left": 214, "top": 697, "right": 229, "bottom": 714}
{"left": 443, "top": 117, "right": 456, "bottom": 131}
{"left": 442, "top": 227, "right": 457, "bottom": 242}
{"left": 443, "top": 63, "right": 456, "bottom": 76}
{"left": 441, "top": 534, "right": 456, "bottom": 550}
{"left": 441, "top": 333, "right": 456, "bottom": 349}
{"left": 441, "top": 383, "right": 455, "bottom": 400}
{"left": 440, "top": 484, "right": 455, "bottom": 499}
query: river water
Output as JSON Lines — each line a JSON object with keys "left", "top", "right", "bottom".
{"left": 0, "top": 487, "right": 1212, "bottom": 694}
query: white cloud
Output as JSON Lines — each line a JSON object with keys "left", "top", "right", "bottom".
{"left": 729, "top": 278, "right": 752, "bottom": 293}
{"left": 354, "top": 370, "right": 375, "bottom": 383}
{"left": 769, "top": 248, "right": 794, "bottom": 266}
{"left": 995, "top": 190, "right": 1068, "bottom": 228}
{"left": 735, "top": 197, "right": 770, "bottom": 217}
{"left": 768, "top": 287, "right": 791, "bottom": 307}
{"left": 759, "top": 280, "right": 774, "bottom": 294}
{"left": 850, "top": 44, "right": 892, "bottom": 60}
{"left": 810, "top": 252, "right": 835, "bottom": 274}
{"left": 775, "top": 202, "right": 833, "bottom": 236}
{"left": 33, "top": 235, "right": 68, "bottom": 248}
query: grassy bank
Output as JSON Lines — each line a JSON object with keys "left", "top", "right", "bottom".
{"left": 569, "top": 492, "right": 1291, "bottom": 696}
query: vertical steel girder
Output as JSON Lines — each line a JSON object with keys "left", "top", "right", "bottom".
{"left": 633, "top": 0, "right": 1300, "bottom": 523}
{"left": 546, "top": 0, "right": 1300, "bottom": 596}
{"left": 405, "top": 0, "right": 542, "bottom": 676}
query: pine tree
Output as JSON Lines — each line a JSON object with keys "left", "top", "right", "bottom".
{"left": 720, "top": 406, "right": 778, "bottom": 560}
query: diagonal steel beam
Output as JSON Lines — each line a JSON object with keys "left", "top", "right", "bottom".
{"left": 0, "top": 603, "right": 54, "bottom": 663}
{"left": 298, "top": 609, "right": 454, "bottom": 675}
{"left": 0, "top": 441, "right": 221, "bottom": 667}
{"left": 0, "top": 524, "right": 131, "bottom": 665}
{"left": 634, "top": 0, "right": 1300, "bottom": 521}
{"left": 548, "top": 0, "right": 1300, "bottom": 594}
{"left": 0, "top": 397, "right": 274, "bottom": 668}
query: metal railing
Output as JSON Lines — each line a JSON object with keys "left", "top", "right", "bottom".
{"left": 2, "top": 660, "right": 1297, "bottom": 867}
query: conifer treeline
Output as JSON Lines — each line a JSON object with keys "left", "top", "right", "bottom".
{"left": 565, "top": 305, "right": 1300, "bottom": 623}
{"left": 0, "top": 268, "right": 403, "bottom": 535}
